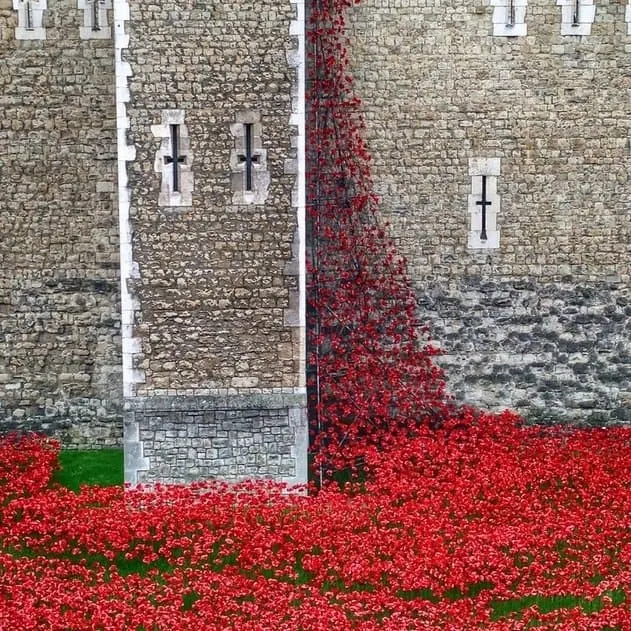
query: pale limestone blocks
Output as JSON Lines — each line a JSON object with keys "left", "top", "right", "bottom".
{"left": 151, "top": 110, "right": 194, "bottom": 207}
{"left": 13, "top": 0, "right": 47, "bottom": 40}
{"left": 491, "top": 0, "right": 527, "bottom": 37}
{"left": 557, "top": 0, "right": 596, "bottom": 36}
{"left": 113, "top": 0, "right": 143, "bottom": 398}
{"left": 468, "top": 158, "right": 501, "bottom": 250}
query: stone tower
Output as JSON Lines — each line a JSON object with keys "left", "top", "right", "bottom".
{"left": 346, "top": 0, "right": 631, "bottom": 425}
{"left": 118, "top": 0, "right": 307, "bottom": 484}
{"left": 1, "top": 0, "right": 307, "bottom": 485}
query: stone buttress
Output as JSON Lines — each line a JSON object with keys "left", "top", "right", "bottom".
{"left": 118, "top": 0, "right": 307, "bottom": 484}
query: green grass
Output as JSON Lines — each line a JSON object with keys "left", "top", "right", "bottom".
{"left": 52, "top": 449, "right": 123, "bottom": 491}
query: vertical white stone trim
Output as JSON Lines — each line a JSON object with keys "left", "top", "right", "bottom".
{"left": 13, "top": 0, "right": 47, "bottom": 40}
{"left": 114, "top": 0, "right": 143, "bottom": 398}
{"left": 287, "top": 0, "right": 307, "bottom": 485}
{"left": 288, "top": 0, "right": 306, "bottom": 382}
{"left": 557, "top": 0, "right": 595, "bottom": 36}
{"left": 468, "top": 158, "right": 501, "bottom": 250}
{"left": 78, "top": 0, "right": 112, "bottom": 40}
{"left": 151, "top": 110, "right": 194, "bottom": 207}
{"left": 116, "top": 0, "right": 148, "bottom": 485}
{"left": 626, "top": 2, "right": 631, "bottom": 35}
{"left": 491, "top": 0, "right": 527, "bottom": 37}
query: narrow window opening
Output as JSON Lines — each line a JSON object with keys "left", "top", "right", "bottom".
{"left": 557, "top": 0, "right": 594, "bottom": 35}
{"left": 229, "top": 112, "right": 269, "bottom": 205}
{"left": 14, "top": 0, "right": 47, "bottom": 39}
{"left": 475, "top": 176, "right": 492, "bottom": 242}
{"left": 25, "top": 0, "right": 34, "bottom": 30}
{"left": 572, "top": 0, "right": 580, "bottom": 25}
{"left": 92, "top": 0, "right": 101, "bottom": 31}
{"left": 163, "top": 124, "right": 186, "bottom": 193}
{"left": 468, "top": 158, "right": 500, "bottom": 249}
{"left": 492, "top": 0, "right": 527, "bottom": 37}
{"left": 506, "top": 0, "right": 515, "bottom": 27}
{"left": 152, "top": 110, "right": 194, "bottom": 207}
{"left": 238, "top": 123, "right": 260, "bottom": 192}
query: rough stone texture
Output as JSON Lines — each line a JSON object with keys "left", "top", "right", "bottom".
{"left": 0, "top": 1, "right": 122, "bottom": 446}
{"left": 122, "top": 0, "right": 307, "bottom": 482}
{"left": 420, "top": 278, "right": 631, "bottom": 424}
{"left": 125, "top": 0, "right": 302, "bottom": 394}
{"left": 347, "top": 0, "right": 631, "bottom": 423}
{"left": 125, "top": 393, "right": 307, "bottom": 485}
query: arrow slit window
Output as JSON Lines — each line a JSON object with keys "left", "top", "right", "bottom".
{"left": 557, "top": 0, "right": 595, "bottom": 35}
{"left": 468, "top": 158, "right": 501, "bottom": 250}
{"left": 13, "top": 0, "right": 47, "bottom": 40}
{"left": 78, "top": 0, "right": 112, "bottom": 39}
{"left": 230, "top": 112, "right": 270, "bottom": 205}
{"left": 151, "top": 110, "right": 194, "bottom": 207}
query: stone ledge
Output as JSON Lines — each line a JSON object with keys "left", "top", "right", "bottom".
{"left": 125, "top": 390, "right": 307, "bottom": 414}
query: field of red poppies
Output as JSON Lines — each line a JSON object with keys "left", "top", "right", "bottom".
{"left": 1, "top": 414, "right": 629, "bottom": 630}
{"left": 1, "top": 1, "right": 629, "bottom": 628}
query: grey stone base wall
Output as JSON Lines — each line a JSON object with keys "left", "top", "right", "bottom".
{"left": 0, "top": 397, "right": 122, "bottom": 448}
{"left": 124, "top": 392, "right": 308, "bottom": 486}
{"left": 418, "top": 277, "right": 631, "bottom": 426}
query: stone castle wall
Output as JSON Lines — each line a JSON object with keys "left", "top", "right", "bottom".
{"left": 6, "top": 0, "right": 627, "bottom": 483}
{"left": 0, "top": 1, "right": 122, "bottom": 446}
{"left": 125, "top": 0, "right": 302, "bottom": 395}
{"left": 348, "top": 0, "right": 631, "bottom": 423}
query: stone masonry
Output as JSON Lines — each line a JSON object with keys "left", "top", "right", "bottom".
{"left": 120, "top": 0, "right": 307, "bottom": 484}
{"left": 348, "top": 0, "right": 631, "bottom": 424}
{"left": 0, "top": 0, "right": 308, "bottom": 484}
{"left": 3, "top": 0, "right": 628, "bottom": 485}
{"left": 0, "top": 0, "right": 121, "bottom": 446}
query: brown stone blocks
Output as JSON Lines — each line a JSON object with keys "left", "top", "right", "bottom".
{"left": 0, "top": 3, "right": 121, "bottom": 443}
{"left": 126, "top": 0, "right": 299, "bottom": 395}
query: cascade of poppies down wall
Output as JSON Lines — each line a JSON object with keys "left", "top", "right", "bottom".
{"left": 344, "top": 0, "right": 631, "bottom": 425}
{"left": 306, "top": 0, "right": 453, "bottom": 472}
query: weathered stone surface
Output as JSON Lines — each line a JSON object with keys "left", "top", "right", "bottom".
{"left": 418, "top": 278, "right": 631, "bottom": 423}
{"left": 120, "top": 0, "right": 307, "bottom": 481}
{"left": 0, "top": 1, "right": 307, "bottom": 480}
{"left": 125, "top": 393, "right": 307, "bottom": 485}
{"left": 0, "top": 2, "right": 121, "bottom": 445}
{"left": 125, "top": 0, "right": 303, "bottom": 395}
{"left": 8, "top": 0, "right": 628, "bottom": 479}
{"left": 347, "top": 1, "right": 631, "bottom": 424}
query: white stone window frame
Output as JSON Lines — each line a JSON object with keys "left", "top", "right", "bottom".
{"left": 78, "top": 0, "right": 112, "bottom": 40}
{"left": 13, "top": 0, "right": 47, "bottom": 40}
{"left": 230, "top": 111, "right": 270, "bottom": 206}
{"left": 557, "top": 0, "right": 595, "bottom": 36}
{"left": 151, "top": 110, "right": 194, "bottom": 207}
{"left": 625, "top": 2, "right": 631, "bottom": 35}
{"left": 491, "top": 0, "right": 527, "bottom": 37}
{"left": 468, "top": 158, "right": 501, "bottom": 250}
